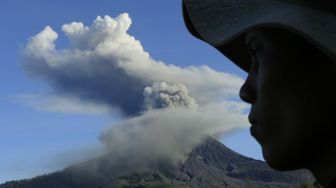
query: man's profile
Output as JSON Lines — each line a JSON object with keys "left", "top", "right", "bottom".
{"left": 183, "top": 0, "right": 336, "bottom": 187}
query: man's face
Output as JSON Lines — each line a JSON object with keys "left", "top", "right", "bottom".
{"left": 241, "top": 28, "right": 336, "bottom": 171}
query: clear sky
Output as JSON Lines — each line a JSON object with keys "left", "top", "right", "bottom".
{"left": 0, "top": 0, "right": 262, "bottom": 183}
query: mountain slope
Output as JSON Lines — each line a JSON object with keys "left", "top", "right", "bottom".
{"left": 0, "top": 137, "right": 316, "bottom": 188}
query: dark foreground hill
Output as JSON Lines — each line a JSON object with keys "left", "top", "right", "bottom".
{"left": 0, "top": 137, "right": 320, "bottom": 188}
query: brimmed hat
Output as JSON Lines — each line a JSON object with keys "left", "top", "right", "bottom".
{"left": 183, "top": 0, "right": 336, "bottom": 72}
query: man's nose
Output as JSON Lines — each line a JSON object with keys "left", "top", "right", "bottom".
{"left": 239, "top": 73, "right": 256, "bottom": 104}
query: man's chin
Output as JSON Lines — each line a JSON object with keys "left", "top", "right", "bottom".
{"left": 262, "top": 145, "right": 305, "bottom": 171}
{"left": 265, "top": 158, "right": 297, "bottom": 171}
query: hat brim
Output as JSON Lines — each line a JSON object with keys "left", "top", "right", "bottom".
{"left": 183, "top": 0, "right": 336, "bottom": 72}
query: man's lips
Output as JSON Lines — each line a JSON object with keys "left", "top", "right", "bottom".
{"left": 248, "top": 113, "right": 268, "bottom": 143}
{"left": 250, "top": 124, "right": 259, "bottom": 138}
{"left": 250, "top": 123, "right": 267, "bottom": 144}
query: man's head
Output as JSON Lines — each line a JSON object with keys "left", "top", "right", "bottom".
{"left": 183, "top": 0, "right": 336, "bottom": 186}
{"left": 239, "top": 27, "right": 336, "bottom": 171}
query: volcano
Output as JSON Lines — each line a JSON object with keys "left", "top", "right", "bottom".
{"left": 0, "top": 137, "right": 317, "bottom": 188}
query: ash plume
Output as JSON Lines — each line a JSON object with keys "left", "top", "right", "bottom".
{"left": 23, "top": 13, "right": 249, "bottom": 168}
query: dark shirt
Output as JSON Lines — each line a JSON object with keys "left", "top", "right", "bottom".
{"left": 328, "top": 179, "right": 336, "bottom": 188}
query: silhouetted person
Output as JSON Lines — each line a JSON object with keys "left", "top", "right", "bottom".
{"left": 183, "top": 0, "right": 336, "bottom": 187}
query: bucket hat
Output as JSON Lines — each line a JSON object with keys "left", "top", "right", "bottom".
{"left": 183, "top": 0, "right": 336, "bottom": 72}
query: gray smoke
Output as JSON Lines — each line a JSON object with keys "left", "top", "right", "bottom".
{"left": 143, "top": 82, "right": 198, "bottom": 110}
{"left": 23, "top": 13, "right": 249, "bottom": 167}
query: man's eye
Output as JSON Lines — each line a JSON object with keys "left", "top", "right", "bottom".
{"left": 252, "top": 48, "right": 261, "bottom": 56}
{"left": 250, "top": 45, "right": 263, "bottom": 57}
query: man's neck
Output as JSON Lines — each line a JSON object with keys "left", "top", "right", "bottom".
{"left": 310, "top": 146, "right": 336, "bottom": 188}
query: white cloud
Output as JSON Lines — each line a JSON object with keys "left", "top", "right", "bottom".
{"left": 25, "top": 26, "right": 58, "bottom": 67}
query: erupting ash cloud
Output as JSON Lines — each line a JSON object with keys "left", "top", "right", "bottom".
{"left": 23, "top": 13, "right": 249, "bottom": 167}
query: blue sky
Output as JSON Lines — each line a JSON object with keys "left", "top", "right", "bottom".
{"left": 0, "top": 0, "right": 262, "bottom": 183}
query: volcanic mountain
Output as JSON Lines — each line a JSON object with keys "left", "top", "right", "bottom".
{"left": 0, "top": 137, "right": 318, "bottom": 188}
